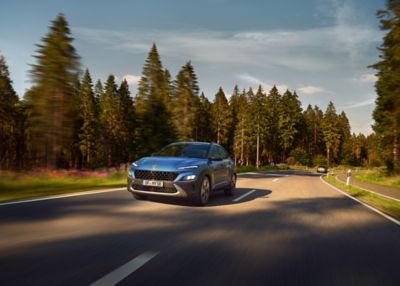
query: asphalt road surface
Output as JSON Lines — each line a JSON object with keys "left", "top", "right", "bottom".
{"left": 1, "top": 170, "right": 399, "bottom": 286}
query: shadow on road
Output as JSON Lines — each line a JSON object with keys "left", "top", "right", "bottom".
{"left": 145, "top": 188, "right": 272, "bottom": 207}
{"left": 1, "top": 187, "right": 400, "bottom": 285}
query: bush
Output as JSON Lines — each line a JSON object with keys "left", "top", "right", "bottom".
{"left": 313, "top": 154, "right": 327, "bottom": 166}
{"left": 289, "top": 147, "right": 309, "bottom": 165}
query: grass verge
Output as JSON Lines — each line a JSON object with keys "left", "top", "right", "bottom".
{"left": 236, "top": 165, "right": 290, "bottom": 173}
{"left": 353, "top": 170, "right": 400, "bottom": 190}
{"left": 0, "top": 171, "right": 127, "bottom": 203}
{"left": 323, "top": 174, "right": 400, "bottom": 220}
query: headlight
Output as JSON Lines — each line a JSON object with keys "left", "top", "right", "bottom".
{"left": 132, "top": 162, "right": 138, "bottom": 167}
{"left": 182, "top": 174, "right": 196, "bottom": 181}
{"left": 178, "top": 165, "right": 198, "bottom": 170}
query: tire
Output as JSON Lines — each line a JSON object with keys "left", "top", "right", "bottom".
{"left": 193, "top": 176, "right": 210, "bottom": 206}
{"left": 224, "top": 173, "right": 236, "bottom": 196}
{"left": 133, "top": 193, "right": 147, "bottom": 200}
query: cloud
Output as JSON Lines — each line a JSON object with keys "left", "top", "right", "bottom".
{"left": 359, "top": 73, "right": 377, "bottom": 83}
{"left": 340, "top": 98, "right": 375, "bottom": 109}
{"left": 72, "top": 17, "right": 381, "bottom": 73}
{"left": 123, "top": 74, "right": 141, "bottom": 85}
{"left": 297, "top": 85, "right": 325, "bottom": 95}
{"left": 236, "top": 74, "right": 288, "bottom": 94}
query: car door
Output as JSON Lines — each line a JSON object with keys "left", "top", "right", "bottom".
{"left": 217, "top": 145, "right": 231, "bottom": 186}
{"left": 209, "top": 144, "right": 225, "bottom": 188}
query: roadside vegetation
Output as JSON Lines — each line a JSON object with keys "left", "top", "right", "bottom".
{"left": 323, "top": 174, "right": 400, "bottom": 220}
{"left": 353, "top": 169, "right": 400, "bottom": 190}
{"left": 0, "top": 170, "right": 126, "bottom": 203}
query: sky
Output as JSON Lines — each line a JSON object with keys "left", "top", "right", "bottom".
{"left": 0, "top": 0, "right": 386, "bottom": 134}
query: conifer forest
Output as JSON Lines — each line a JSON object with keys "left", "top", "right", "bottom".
{"left": 0, "top": 8, "right": 399, "bottom": 173}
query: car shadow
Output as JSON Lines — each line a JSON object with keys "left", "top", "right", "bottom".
{"left": 144, "top": 188, "right": 272, "bottom": 207}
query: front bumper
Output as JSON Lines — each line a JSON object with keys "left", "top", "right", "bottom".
{"left": 127, "top": 176, "right": 200, "bottom": 198}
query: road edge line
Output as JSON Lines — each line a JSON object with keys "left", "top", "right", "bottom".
{"left": 320, "top": 176, "right": 400, "bottom": 227}
{"left": 0, "top": 188, "right": 125, "bottom": 207}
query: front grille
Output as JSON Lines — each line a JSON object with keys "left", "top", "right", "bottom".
{"left": 134, "top": 170, "right": 178, "bottom": 181}
{"left": 132, "top": 184, "right": 177, "bottom": 194}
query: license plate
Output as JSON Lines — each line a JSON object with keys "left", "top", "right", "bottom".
{"left": 142, "top": 180, "right": 163, "bottom": 187}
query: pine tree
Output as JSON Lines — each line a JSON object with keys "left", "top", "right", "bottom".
{"left": 172, "top": 61, "right": 199, "bottom": 141}
{"left": 302, "top": 105, "right": 324, "bottom": 163}
{"left": 135, "top": 44, "right": 176, "bottom": 156}
{"left": 211, "top": 87, "right": 231, "bottom": 147}
{"left": 0, "top": 54, "right": 19, "bottom": 169}
{"left": 94, "top": 80, "right": 103, "bottom": 103}
{"left": 117, "top": 79, "right": 135, "bottom": 163}
{"left": 77, "top": 69, "right": 98, "bottom": 168}
{"left": 264, "top": 85, "right": 282, "bottom": 164}
{"left": 193, "top": 92, "right": 213, "bottom": 142}
{"left": 249, "top": 85, "right": 267, "bottom": 167}
{"left": 99, "top": 75, "right": 120, "bottom": 166}
{"left": 279, "top": 90, "right": 302, "bottom": 160}
{"left": 321, "top": 101, "right": 341, "bottom": 167}
{"left": 337, "top": 111, "right": 352, "bottom": 163}
{"left": 25, "top": 13, "right": 80, "bottom": 168}
{"left": 371, "top": 0, "right": 400, "bottom": 173}
{"left": 228, "top": 85, "right": 240, "bottom": 157}
{"left": 233, "top": 88, "right": 251, "bottom": 165}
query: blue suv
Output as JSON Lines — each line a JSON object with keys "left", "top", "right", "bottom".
{"left": 127, "top": 142, "right": 236, "bottom": 206}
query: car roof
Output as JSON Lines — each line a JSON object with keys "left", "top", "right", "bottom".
{"left": 170, "top": 141, "right": 212, "bottom": 146}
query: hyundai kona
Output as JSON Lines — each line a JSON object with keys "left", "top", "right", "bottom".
{"left": 127, "top": 142, "right": 236, "bottom": 206}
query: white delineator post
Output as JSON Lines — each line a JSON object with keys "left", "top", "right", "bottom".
{"left": 346, "top": 169, "right": 352, "bottom": 186}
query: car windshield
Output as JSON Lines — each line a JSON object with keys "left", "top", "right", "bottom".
{"left": 153, "top": 143, "right": 210, "bottom": 159}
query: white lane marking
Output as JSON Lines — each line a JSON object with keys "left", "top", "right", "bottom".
{"left": 320, "top": 176, "right": 400, "bottom": 227}
{"left": 272, "top": 178, "right": 279, "bottom": 182}
{"left": 335, "top": 175, "right": 400, "bottom": 203}
{"left": 237, "top": 172, "right": 288, "bottom": 177}
{"left": 0, "top": 188, "right": 125, "bottom": 207}
{"left": 233, "top": 189, "right": 257, "bottom": 202}
{"left": 91, "top": 251, "right": 158, "bottom": 286}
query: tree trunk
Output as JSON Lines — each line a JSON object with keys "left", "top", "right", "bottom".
{"left": 240, "top": 122, "right": 244, "bottom": 164}
{"left": 393, "top": 127, "right": 399, "bottom": 174}
{"left": 256, "top": 133, "right": 260, "bottom": 168}
{"left": 326, "top": 146, "right": 330, "bottom": 169}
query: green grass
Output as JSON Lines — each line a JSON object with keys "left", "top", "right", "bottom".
{"left": 353, "top": 170, "right": 400, "bottom": 190}
{"left": 0, "top": 171, "right": 127, "bottom": 203}
{"left": 236, "top": 164, "right": 290, "bottom": 173}
{"left": 323, "top": 174, "right": 400, "bottom": 220}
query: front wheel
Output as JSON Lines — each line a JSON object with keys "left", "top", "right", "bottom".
{"left": 224, "top": 173, "right": 236, "bottom": 196}
{"left": 193, "top": 176, "right": 210, "bottom": 206}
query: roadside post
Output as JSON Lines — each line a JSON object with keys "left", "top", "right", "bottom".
{"left": 346, "top": 169, "right": 352, "bottom": 186}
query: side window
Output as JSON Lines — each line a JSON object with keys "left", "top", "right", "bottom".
{"left": 217, "top": 146, "right": 229, "bottom": 159}
{"left": 209, "top": 145, "right": 220, "bottom": 159}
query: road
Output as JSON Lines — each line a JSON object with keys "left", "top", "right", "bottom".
{"left": 1, "top": 170, "right": 399, "bottom": 286}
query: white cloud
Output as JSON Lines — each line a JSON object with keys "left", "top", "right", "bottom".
{"left": 297, "top": 85, "right": 325, "bottom": 95}
{"left": 341, "top": 98, "right": 375, "bottom": 109}
{"left": 237, "top": 74, "right": 261, "bottom": 85}
{"left": 123, "top": 74, "right": 141, "bottom": 85}
{"left": 359, "top": 73, "right": 377, "bottom": 83}
{"left": 72, "top": 19, "right": 381, "bottom": 73}
{"left": 237, "top": 74, "right": 288, "bottom": 94}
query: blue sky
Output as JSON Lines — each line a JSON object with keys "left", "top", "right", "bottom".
{"left": 0, "top": 0, "right": 385, "bottom": 134}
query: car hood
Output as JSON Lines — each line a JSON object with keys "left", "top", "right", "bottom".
{"left": 134, "top": 157, "right": 207, "bottom": 172}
